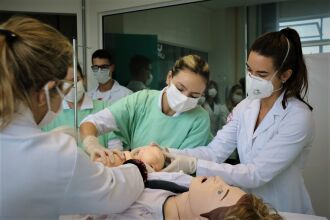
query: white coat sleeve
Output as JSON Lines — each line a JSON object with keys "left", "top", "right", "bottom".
{"left": 80, "top": 108, "right": 118, "bottom": 135}
{"left": 60, "top": 147, "right": 144, "bottom": 215}
{"left": 169, "top": 104, "right": 240, "bottom": 162}
{"left": 196, "top": 106, "right": 314, "bottom": 189}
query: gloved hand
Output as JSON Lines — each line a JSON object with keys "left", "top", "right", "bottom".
{"left": 161, "top": 152, "right": 197, "bottom": 174}
{"left": 83, "top": 136, "right": 125, "bottom": 165}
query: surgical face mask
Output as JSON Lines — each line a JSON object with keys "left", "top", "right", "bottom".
{"left": 93, "top": 68, "right": 111, "bottom": 84}
{"left": 64, "top": 80, "right": 85, "bottom": 103}
{"left": 208, "top": 88, "right": 217, "bottom": 98}
{"left": 38, "top": 85, "right": 63, "bottom": 127}
{"left": 166, "top": 83, "right": 199, "bottom": 113}
{"left": 246, "top": 72, "right": 277, "bottom": 100}
{"left": 146, "top": 74, "right": 153, "bottom": 86}
{"left": 232, "top": 94, "right": 243, "bottom": 104}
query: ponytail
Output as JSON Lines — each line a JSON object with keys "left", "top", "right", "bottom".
{"left": 0, "top": 16, "right": 72, "bottom": 130}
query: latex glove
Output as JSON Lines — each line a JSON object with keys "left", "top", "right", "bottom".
{"left": 162, "top": 152, "right": 197, "bottom": 174}
{"left": 83, "top": 136, "right": 125, "bottom": 165}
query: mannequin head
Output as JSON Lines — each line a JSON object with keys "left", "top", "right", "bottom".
{"left": 166, "top": 176, "right": 283, "bottom": 220}
{"left": 95, "top": 144, "right": 165, "bottom": 171}
{"left": 131, "top": 144, "right": 165, "bottom": 171}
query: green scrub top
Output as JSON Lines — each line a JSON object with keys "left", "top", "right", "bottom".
{"left": 42, "top": 96, "right": 111, "bottom": 148}
{"left": 108, "top": 89, "right": 212, "bottom": 150}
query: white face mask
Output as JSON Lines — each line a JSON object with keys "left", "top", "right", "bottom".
{"left": 208, "top": 88, "right": 217, "bottom": 98}
{"left": 93, "top": 68, "right": 111, "bottom": 84}
{"left": 38, "top": 84, "right": 63, "bottom": 127}
{"left": 64, "top": 80, "right": 85, "bottom": 103}
{"left": 145, "top": 74, "right": 153, "bottom": 86}
{"left": 246, "top": 72, "right": 277, "bottom": 100}
{"left": 232, "top": 94, "right": 243, "bottom": 104}
{"left": 166, "top": 83, "right": 199, "bottom": 113}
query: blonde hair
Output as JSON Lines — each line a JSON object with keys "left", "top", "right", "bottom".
{"left": 201, "top": 194, "right": 283, "bottom": 220}
{"left": 0, "top": 16, "right": 72, "bottom": 130}
{"left": 171, "top": 54, "right": 209, "bottom": 83}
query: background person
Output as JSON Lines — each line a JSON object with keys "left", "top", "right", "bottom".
{"left": 202, "top": 80, "right": 222, "bottom": 136}
{"left": 0, "top": 16, "right": 145, "bottom": 218}
{"left": 219, "top": 84, "right": 244, "bottom": 129}
{"left": 80, "top": 54, "right": 212, "bottom": 164}
{"left": 162, "top": 28, "right": 315, "bottom": 214}
{"left": 127, "top": 54, "right": 153, "bottom": 92}
{"left": 89, "top": 49, "right": 132, "bottom": 103}
{"left": 42, "top": 63, "right": 117, "bottom": 149}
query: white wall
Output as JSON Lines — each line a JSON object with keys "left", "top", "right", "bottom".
{"left": 304, "top": 53, "right": 330, "bottom": 218}
{"left": 122, "top": 4, "right": 211, "bottom": 51}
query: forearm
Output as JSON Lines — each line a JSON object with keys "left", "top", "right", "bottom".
{"left": 80, "top": 122, "right": 98, "bottom": 141}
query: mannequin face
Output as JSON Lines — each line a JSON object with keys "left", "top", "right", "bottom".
{"left": 132, "top": 145, "right": 165, "bottom": 171}
{"left": 188, "top": 176, "right": 246, "bottom": 217}
{"left": 94, "top": 144, "right": 165, "bottom": 170}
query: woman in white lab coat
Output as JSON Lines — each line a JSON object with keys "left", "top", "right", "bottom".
{"left": 163, "top": 28, "right": 314, "bottom": 214}
{"left": 0, "top": 16, "right": 145, "bottom": 219}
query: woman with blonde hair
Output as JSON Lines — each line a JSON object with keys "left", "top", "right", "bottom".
{"left": 0, "top": 16, "right": 146, "bottom": 219}
{"left": 80, "top": 54, "right": 212, "bottom": 165}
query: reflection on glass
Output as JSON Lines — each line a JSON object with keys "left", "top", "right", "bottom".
{"left": 102, "top": 0, "right": 330, "bottom": 102}
{"left": 323, "top": 45, "right": 330, "bottom": 53}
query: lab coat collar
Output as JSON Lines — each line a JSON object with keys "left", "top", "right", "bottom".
{"left": 62, "top": 94, "right": 94, "bottom": 110}
{"left": 244, "top": 91, "right": 287, "bottom": 141}
{"left": 93, "top": 80, "right": 121, "bottom": 93}
{"left": 159, "top": 86, "right": 181, "bottom": 117}
{"left": 108, "top": 80, "right": 122, "bottom": 92}
{"left": 3, "top": 104, "right": 41, "bottom": 136}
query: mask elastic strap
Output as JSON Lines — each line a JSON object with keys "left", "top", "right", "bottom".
{"left": 44, "top": 84, "right": 51, "bottom": 111}
{"left": 55, "top": 86, "right": 65, "bottom": 99}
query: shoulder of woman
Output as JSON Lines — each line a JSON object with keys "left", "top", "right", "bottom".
{"left": 283, "top": 97, "right": 313, "bottom": 118}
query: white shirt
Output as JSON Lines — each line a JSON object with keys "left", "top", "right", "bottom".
{"left": 171, "top": 92, "right": 315, "bottom": 214}
{"left": 61, "top": 172, "right": 192, "bottom": 220}
{"left": 0, "top": 106, "right": 144, "bottom": 219}
{"left": 88, "top": 80, "right": 132, "bottom": 103}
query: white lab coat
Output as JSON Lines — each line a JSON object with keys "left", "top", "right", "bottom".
{"left": 0, "top": 106, "right": 144, "bottom": 219}
{"left": 88, "top": 80, "right": 132, "bottom": 103}
{"left": 172, "top": 92, "right": 314, "bottom": 214}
